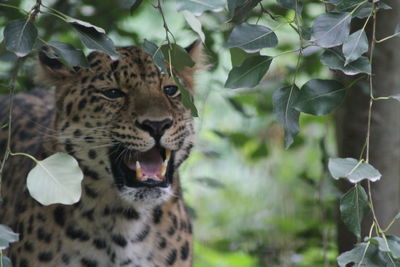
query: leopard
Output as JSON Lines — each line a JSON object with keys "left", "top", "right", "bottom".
{"left": 0, "top": 41, "right": 204, "bottom": 267}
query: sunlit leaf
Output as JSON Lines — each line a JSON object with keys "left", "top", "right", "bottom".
{"left": 71, "top": 22, "right": 119, "bottom": 60}
{"left": 182, "top": 11, "right": 205, "bottom": 43}
{"left": 229, "top": 0, "right": 261, "bottom": 24}
{"left": 321, "top": 48, "right": 371, "bottom": 75}
{"left": 272, "top": 85, "right": 301, "bottom": 148}
{"left": 311, "top": 12, "right": 351, "bottom": 48}
{"left": 66, "top": 17, "right": 106, "bottom": 33}
{"left": 47, "top": 41, "right": 89, "bottom": 68}
{"left": 161, "top": 43, "right": 195, "bottom": 72}
{"left": 142, "top": 39, "right": 168, "bottom": 73}
{"left": 225, "top": 55, "right": 272, "bottom": 89}
{"left": 3, "top": 19, "right": 38, "bottom": 57}
{"left": 173, "top": 76, "right": 198, "bottom": 117}
{"left": 340, "top": 185, "right": 370, "bottom": 237}
{"left": 226, "top": 23, "right": 278, "bottom": 53}
{"left": 229, "top": 48, "right": 257, "bottom": 67}
{"left": 176, "top": 0, "right": 226, "bottom": 16}
{"left": 343, "top": 29, "right": 368, "bottom": 65}
{"left": 130, "top": 0, "right": 143, "bottom": 14}
{"left": 328, "top": 157, "right": 382, "bottom": 183}
{"left": 27, "top": 153, "right": 84, "bottom": 205}
{"left": 295, "top": 79, "right": 345, "bottom": 115}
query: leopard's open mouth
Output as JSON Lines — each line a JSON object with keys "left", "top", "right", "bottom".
{"left": 109, "top": 145, "right": 174, "bottom": 189}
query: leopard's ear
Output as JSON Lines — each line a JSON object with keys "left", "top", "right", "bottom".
{"left": 35, "top": 46, "right": 75, "bottom": 86}
{"left": 181, "top": 40, "right": 208, "bottom": 89}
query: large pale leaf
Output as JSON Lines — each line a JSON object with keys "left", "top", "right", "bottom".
{"left": 3, "top": 19, "right": 38, "bottom": 57}
{"left": 226, "top": 23, "right": 278, "bottom": 53}
{"left": 340, "top": 185, "right": 370, "bottom": 237}
{"left": 328, "top": 157, "right": 382, "bottom": 183}
{"left": 295, "top": 79, "right": 345, "bottom": 115}
{"left": 343, "top": 29, "right": 368, "bottom": 65}
{"left": 182, "top": 11, "right": 205, "bottom": 42}
{"left": 161, "top": 43, "right": 195, "bottom": 72}
{"left": 176, "top": 0, "right": 226, "bottom": 16}
{"left": 373, "top": 236, "right": 400, "bottom": 259}
{"left": 272, "top": 85, "right": 301, "bottom": 148}
{"left": 337, "top": 243, "right": 383, "bottom": 267}
{"left": 47, "top": 41, "right": 89, "bottom": 68}
{"left": 27, "top": 153, "right": 84, "bottom": 205}
{"left": 321, "top": 48, "right": 371, "bottom": 75}
{"left": 0, "top": 224, "right": 19, "bottom": 249}
{"left": 71, "top": 22, "right": 119, "bottom": 60}
{"left": 312, "top": 13, "right": 351, "bottom": 48}
{"left": 225, "top": 55, "right": 272, "bottom": 89}
{"left": 173, "top": 76, "right": 198, "bottom": 117}
{"left": 142, "top": 39, "right": 168, "bottom": 73}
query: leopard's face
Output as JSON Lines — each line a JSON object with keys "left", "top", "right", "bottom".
{"left": 37, "top": 44, "right": 202, "bottom": 205}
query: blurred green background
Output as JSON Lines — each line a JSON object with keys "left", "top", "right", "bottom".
{"left": 0, "top": 1, "right": 341, "bottom": 266}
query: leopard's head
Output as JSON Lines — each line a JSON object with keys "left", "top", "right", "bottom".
{"left": 36, "top": 42, "right": 204, "bottom": 205}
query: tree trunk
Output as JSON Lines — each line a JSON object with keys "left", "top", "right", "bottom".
{"left": 335, "top": 0, "right": 400, "bottom": 253}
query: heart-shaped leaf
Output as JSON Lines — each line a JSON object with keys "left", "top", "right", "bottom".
{"left": 142, "top": 39, "right": 168, "bottom": 73}
{"left": 228, "top": 0, "right": 261, "bottom": 24}
{"left": 3, "top": 19, "right": 38, "bottom": 57}
{"left": 343, "top": 29, "right": 368, "bottom": 65}
{"left": 272, "top": 85, "right": 301, "bottom": 148}
{"left": 312, "top": 12, "right": 351, "bottom": 48}
{"left": 182, "top": 11, "right": 205, "bottom": 42}
{"left": 27, "top": 153, "right": 84, "bottom": 205}
{"left": 328, "top": 157, "right": 382, "bottom": 183}
{"left": 176, "top": 0, "right": 226, "bottom": 16}
{"left": 340, "top": 185, "right": 370, "bottom": 238}
{"left": 71, "top": 22, "right": 119, "bottom": 60}
{"left": 321, "top": 48, "right": 371, "bottom": 75}
{"left": 226, "top": 23, "right": 278, "bottom": 53}
{"left": 161, "top": 43, "right": 195, "bottom": 72}
{"left": 47, "top": 41, "right": 89, "bottom": 68}
{"left": 295, "top": 79, "right": 345, "bottom": 115}
{"left": 225, "top": 55, "right": 272, "bottom": 89}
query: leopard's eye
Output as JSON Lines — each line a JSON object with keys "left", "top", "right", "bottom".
{"left": 102, "top": 89, "right": 126, "bottom": 99}
{"left": 163, "top": 85, "right": 180, "bottom": 97}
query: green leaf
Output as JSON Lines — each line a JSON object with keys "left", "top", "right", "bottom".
{"left": 0, "top": 224, "right": 19, "bottom": 249}
{"left": 337, "top": 242, "right": 382, "bottom": 267}
{"left": 272, "top": 85, "right": 301, "bottom": 148}
{"left": 142, "top": 39, "right": 168, "bottom": 73}
{"left": 372, "top": 236, "right": 400, "bottom": 260}
{"left": 328, "top": 157, "right": 382, "bottom": 183}
{"left": 340, "top": 185, "right": 370, "bottom": 238}
{"left": 182, "top": 11, "right": 205, "bottom": 43}
{"left": 3, "top": 19, "right": 38, "bottom": 57}
{"left": 225, "top": 55, "right": 272, "bottom": 89}
{"left": 1, "top": 256, "right": 12, "bottom": 267}
{"left": 229, "top": 0, "right": 261, "bottom": 24}
{"left": 161, "top": 44, "right": 195, "bottom": 72}
{"left": 27, "top": 153, "right": 84, "bottom": 205}
{"left": 173, "top": 76, "right": 198, "bottom": 117}
{"left": 333, "top": 0, "right": 364, "bottom": 12}
{"left": 130, "top": 0, "right": 143, "bottom": 14}
{"left": 47, "top": 41, "right": 89, "bottom": 68}
{"left": 226, "top": 23, "right": 278, "bottom": 53}
{"left": 66, "top": 17, "right": 106, "bottom": 34}
{"left": 343, "top": 29, "right": 368, "bottom": 65}
{"left": 176, "top": 0, "right": 226, "bottom": 16}
{"left": 277, "top": 0, "right": 303, "bottom": 13}
{"left": 311, "top": 12, "right": 351, "bottom": 48}
{"left": 321, "top": 48, "right": 371, "bottom": 75}
{"left": 70, "top": 22, "right": 119, "bottom": 60}
{"left": 295, "top": 79, "right": 345, "bottom": 115}
{"left": 229, "top": 48, "right": 257, "bottom": 67}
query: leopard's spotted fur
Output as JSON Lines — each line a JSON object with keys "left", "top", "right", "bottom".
{"left": 0, "top": 42, "right": 203, "bottom": 267}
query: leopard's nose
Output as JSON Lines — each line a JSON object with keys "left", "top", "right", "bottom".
{"left": 136, "top": 119, "right": 173, "bottom": 141}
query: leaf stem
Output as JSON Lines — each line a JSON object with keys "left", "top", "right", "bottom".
{"left": 9, "top": 152, "right": 40, "bottom": 164}
{"left": 375, "top": 32, "right": 400, "bottom": 43}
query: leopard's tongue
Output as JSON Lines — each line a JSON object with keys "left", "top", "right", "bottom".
{"left": 124, "top": 147, "right": 163, "bottom": 178}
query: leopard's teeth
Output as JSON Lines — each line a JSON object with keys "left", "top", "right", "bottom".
{"left": 135, "top": 161, "right": 143, "bottom": 181}
{"left": 157, "top": 150, "right": 171, "bottom": 179}
{"left": 165, "top": 149, "right": 171, "bottom": 161}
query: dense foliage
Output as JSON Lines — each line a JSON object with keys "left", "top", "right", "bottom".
{"left": 1, "top": 0, "right": 400, "bottom": 266}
